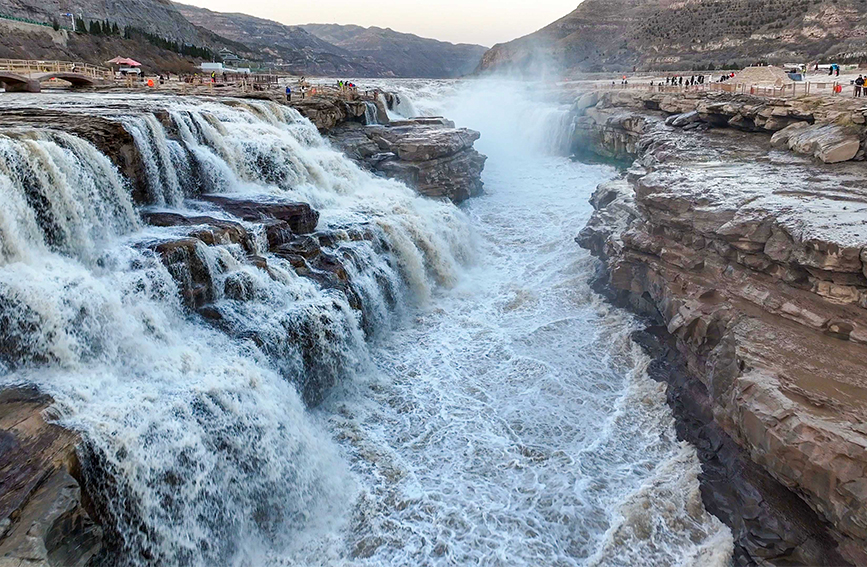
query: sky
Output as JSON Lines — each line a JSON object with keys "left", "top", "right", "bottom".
{"left": 180, "top": 0, "right": 580, "bottom": 47}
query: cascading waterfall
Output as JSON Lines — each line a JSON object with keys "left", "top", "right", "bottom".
{"left": 0, "top": 94, "right": 473, "bottom": 566}
{"left": 363, "top": 101, "right": 381, "bottom": 125}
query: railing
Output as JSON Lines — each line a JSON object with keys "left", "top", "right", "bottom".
{"left": 600, "top": 79, "right": 860, "bottom": 99}
{"left": 0, "top": 13, "right": 70, "bottom": 30}
{"left": 0, "top": 59, "right": 113, "bottom": 80}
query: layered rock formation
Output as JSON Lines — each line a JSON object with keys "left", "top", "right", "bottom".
{"left": 575, "top": 91, "right": 867, "bottom": 565}
{"left": 0, "top": 388, "right": 102, "bottom": 566}
{"left": 577, "top": 90, "right": 867, "bottom": 164}
{"left": 329, "top": 119, "right": 487, "bottom": 202}
{"left": 478, "top": 0, "right": 867, "bottom": 75}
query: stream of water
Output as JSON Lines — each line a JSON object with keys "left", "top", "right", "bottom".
{"left": 0, "top": 81, "right": 732, "bottom": 566}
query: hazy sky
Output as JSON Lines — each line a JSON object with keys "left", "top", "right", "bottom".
{"left": 181, "top": 1, "right": 580, "bottom": 47}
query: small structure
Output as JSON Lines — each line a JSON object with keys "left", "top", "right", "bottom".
{"left": 106, "top": 57, "right": 142, "bottom": 76}
{"left": 200, "top": 62, "right": 224, "bottom": 73}
{"left": 218, "top": 49, "right": 240, "bottom": 65}
{"left": 732, "top": 65, "right": 794, "bottom": 87}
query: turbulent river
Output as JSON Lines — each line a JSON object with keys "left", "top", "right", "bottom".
{"left": 0, "top": 80, "right": 732, "bottom": 566}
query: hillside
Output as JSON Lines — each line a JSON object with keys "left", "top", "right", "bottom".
{"left": 301, "top": 24, "right": 488, "bottom": 78}
{"left": 176, "top": 3, "right": 486, "bottom": 78}
{"left": 0, "top": 0, "right": 256, "bottom": 70}
{"left": 0, "top": 0, "right": 225, "bottom": 48}
{"left": 478, "top": 0, "right": 867, "bottom": 75}
{"left": 173, "top": 4, "right": 375, "bottom": 76}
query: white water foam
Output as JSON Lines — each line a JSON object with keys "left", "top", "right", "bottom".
{"left": 0, "top": 84, "right": 733, "bottom": 567}
{"left": 266, "top": 80, "right": 734, "bottom": 566}
{"left": 0, "top": 94, "right": 472, "bottom": 566}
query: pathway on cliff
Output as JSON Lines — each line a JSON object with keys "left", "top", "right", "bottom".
{"left": 286, "top": 82, "right": 735, "bottom": 566}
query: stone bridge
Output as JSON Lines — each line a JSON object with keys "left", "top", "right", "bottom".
{"left": 0, "top": 71, "right": 103, "bottom": 93}
{"left": 0, "top": 60, "right": 111, "bottom": 93}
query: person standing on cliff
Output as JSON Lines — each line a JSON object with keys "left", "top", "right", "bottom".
{"left": 286, "top": 85, "right": 292, "bottom": 101}
{"left": 856, "top": 76, "right": 864, "bottom": 97}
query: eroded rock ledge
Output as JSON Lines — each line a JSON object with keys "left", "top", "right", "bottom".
{"left": 575, "top": 93, "right": 867, "bottom": 565}
{"left": 0, "top": 388, "right": 102, "bottom": 567}
{"left": 328, "top": 119, "right": 487, "bottom": 203}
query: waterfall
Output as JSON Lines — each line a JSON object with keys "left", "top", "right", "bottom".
{"left": 0, "top": 95, "right": 473, "bottom": 566}
{"left": 363, "top": 101, "right": 381, "bottom": 125}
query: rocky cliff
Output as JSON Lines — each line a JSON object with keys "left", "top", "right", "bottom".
{"left": 478, "top": 0, "right": 867, "bottom": 75}
{"left": 574, "top": 91, "right": 867, "bottom": 565}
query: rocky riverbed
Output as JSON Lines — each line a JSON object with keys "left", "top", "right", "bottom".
{"left": 574, "top": 90, "right": 867, "bottom": 565}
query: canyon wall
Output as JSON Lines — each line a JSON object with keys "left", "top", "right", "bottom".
{"left": 575, "top": 91, "right": 867, "bottom": 565}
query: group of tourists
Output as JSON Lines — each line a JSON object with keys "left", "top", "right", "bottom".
{"left": 664, "top": 75, "right": 706, "bottom": 87}
{"left": 828, "top": 63, "right": 841, "bottom": 77}
{"left": 718, "top": 72, "right": 737, "bottom": 82}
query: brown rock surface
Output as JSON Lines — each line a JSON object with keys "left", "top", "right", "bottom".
{"left": 329, "top": 121, "right": 487, "bottom": 202}
{"left": 0, "top": 388, "right": 101, "bottom": 567}
{"left": 577, "top": 108, "right": 867, "bottom": 564}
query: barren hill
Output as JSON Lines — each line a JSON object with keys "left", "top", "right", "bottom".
{"left": 173, "top": 4, "right": 375, "bottom": 77}
{"left": 177, "top": 4, "right": 486, "bottom": 78}
{"left": 478, "top": 0, "right": 867, "bottom": 75}
{"left": 301, "top": 24, "right": 488, "bottom": 78}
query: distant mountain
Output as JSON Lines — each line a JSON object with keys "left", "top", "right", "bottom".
{"left": 0, "top": 0, "right": 487, "bottom": 77}
{"left": 175, "top": 3, "right": 486, "bottom": 78}
{"left": 173, "top": 3, "right": 375, "bottom": 76}
{"left": 301, "top": 24, "right": 488, "bottom": 78}
{"left": 478, "top": 0, "right": 867, "bottom": 76}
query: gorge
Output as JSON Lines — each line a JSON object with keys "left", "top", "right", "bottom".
{"left": 1, "top": 78, "right": 867, "bottom": 567}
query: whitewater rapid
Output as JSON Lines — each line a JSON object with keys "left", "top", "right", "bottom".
{"left": 282, "top": 81, "right": 734, "bottom": 566}
{"left": 0, "top": 82, "right": 733, "bottom": 566}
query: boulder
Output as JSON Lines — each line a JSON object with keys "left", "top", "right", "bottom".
{"left": 777, "top": 123, "right": 860, "bottom": 163}
{"left": 0, "top": 388, "right": 101, "bottom": 567}
{"left": 572, "top": 91, "right": 600, "bottom": 116}
{"left": 769, "top": 121, "right": 811, "bottom": 148}
{"left": 667, "top": 111, "right": 700, "bottom": 128}
{"left": 198, "top": 195, "right": 319, "bottom": 234}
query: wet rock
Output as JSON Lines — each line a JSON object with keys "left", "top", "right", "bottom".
{"left": 198, "top": 195, "right": 319, "bottom": 234}
{"left": 577, "top": 105, "right": 867, "bottom": 564}
{"left": 0, "top": 388, "right": 102, "bottom": 567}
{"left": 0, "top": 109, "right": 148, "bottom": 203}
{"left": 329, "top": 121, "right": 487, "bottom": 203}
{"left": 142, "top": 212, "right": 255, "bottom": 253}
{"left": 148, "top": 238, "right": 213, "bottom": 309}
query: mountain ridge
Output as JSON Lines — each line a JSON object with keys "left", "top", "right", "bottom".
{"left": 175, "top": 2, "right": 487, "bottom": 77}
{"left": 478, "top": 0, "right": 867, "bottom": 75}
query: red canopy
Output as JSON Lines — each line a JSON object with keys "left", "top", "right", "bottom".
{"left": 106, "top": 57, "right": 142, "bottom": 67}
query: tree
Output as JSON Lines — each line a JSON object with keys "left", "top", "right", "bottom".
{"left": 52, "top": 20, "right": 60, "bottom": 31}
{"left": 75, "top": 17, "right": 88, "bottom": 33}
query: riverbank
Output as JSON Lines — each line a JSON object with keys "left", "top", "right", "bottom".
{"left": 574, "top": 89, "right": 867, "bottom": 565}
